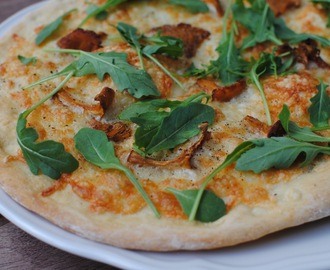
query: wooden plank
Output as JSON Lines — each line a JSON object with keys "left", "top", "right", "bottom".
{"left": 0, "top": 215, "right": 115, "bottom": 269}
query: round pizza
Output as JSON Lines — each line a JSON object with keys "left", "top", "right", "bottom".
{"left": 0, "top": 0, "right": 330, "bottom": 251}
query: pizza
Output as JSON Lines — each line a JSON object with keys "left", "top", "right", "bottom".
{"left": 1, "top": 0, "right": 330, "bottom": 251}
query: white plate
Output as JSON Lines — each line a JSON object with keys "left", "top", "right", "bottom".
{"left": 1, "top": 2, "right": 330, "bottom": 270}
{"left": 1, "top": 187, "right": 330, "bottom": 270}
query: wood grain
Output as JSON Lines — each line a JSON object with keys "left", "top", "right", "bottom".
{"left": 0, "top": 1, "right": 119, "bottom": 269}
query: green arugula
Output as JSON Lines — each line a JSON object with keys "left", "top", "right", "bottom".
{"left": 79, "top": 0, "right": 127, "bottom": 27}
{"left": 25, "top": 48, "right": 160, "bottom": 98}
{"left": 119, "top": 92, "right": 214, "bottom": 155}
{"left": 232, "top": 0, "right": 282, "bottom": 50}
{"left": 167, "top": 188, "right": 226, "bottom": 222}
{"left": 116, "top": 22, "right": 184, "bottom": 88}
{"left": 188, "top": 141, "right": 254, "bottom": 221}
{"left": 308, "top": 82, "right": 330, "bottom": 129}
{"left": 17, "top": 72, "right": 79, "bottom": 179}
{"left": 204, "top": 28, "right": 249, "bottom": 86}
{"left": 74, "top": 128, "right": 160, "bottom": 218}
{"left": 18, "top": 55, "right": 37, "bottom": 66}
{"left": 279, "top": 104, "right": 330, "bottom": 142}
{"left": 188, "top": 131, "right": 330, "bottom": 221}
{"left": 274, "top": 18, "right": 330, "bottom": 47}
{"left": 35, "top": 9, "right": 76, "bottom": 45}
{"left": 187, "top": 91, "right": 330, "bottom": 221}
{"left": 232, "top": 0, "right": 330, "bottom": 49}
{"left": 168, "top": 0, "right": 209, "bottom": 13}
{"left": 235, "top": 137, "right": 330, "bottom": 172}
{"left": 243, "top": 51, "right": 294, "bottom": 126}
{"left": 183, "top": 4, "right": 248, "bottom": 85}
{"left": 311, "top": 0, "right": 330, "bottom": 27}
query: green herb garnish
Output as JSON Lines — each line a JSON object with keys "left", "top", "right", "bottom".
{"left": 188, "top": 141, "right": 254, "bottom": 221}
{"left": 246, "top": 51, "right": 294, "bottom": 126}
{"left": 120, "top": 92, "right": 214, "bottom": 155}
{"left": 35, "top": 9, "right": 76, "bottom": 45}
{"left": 116, "top": 22, "right": 184, "bottom": 88}
{"left": 79, "top": 0, "right": 127, "bottom": 27}
{"left": 232, "top": 0, "right": 330, "bottom": 49}
{"left": 185, "top": 3, "right": 248, "bottom": 85}
{"left": 18, "top": 55, "right": 37, "bottom": 66}
{"left": 74, "top": 128, "right": 160, "bottom": 218}
{"left": 17, "top": 72, "right": 79, "bottom": 180}
{"left": 168, "top": 0, "right": 209, "bottom": 13}
{"left": 25, "top": 48, "right": 160, "bottom": 98}
{"left": 280, "top": 104, "right": 330, "bottom": 142}
{"left": 167, "top": 188, "right": 226, "bottom": 222}
{"left": 308, "top": 82, "right": 330, "bottom": 129}
{"left": 187, "top": 86, "right": 330, "bottom": 221}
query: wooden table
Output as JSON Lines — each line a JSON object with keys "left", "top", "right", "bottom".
{"left": 0, "top": 1, "right": 118, "bottom": 269}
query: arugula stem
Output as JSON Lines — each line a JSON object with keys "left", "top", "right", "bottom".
{"left": 145, "top": 53, "right": 184, "bottom": 89}
{"left": 311, "top": 125, "right": 330, "bottom": 131}
{"left": 78, "top": 0, "right": 127, "bottom": 28}
{"left": 269, "top": 36, "right": 283, "bottom": 46}
{"left": 23, "top": 72, "right": 71, "bottom": 90}
{"left": 44, "top": 47, "right": 81, "bottom": 55}
{"left": 117, "top": 165, "right": 161, "bottom": 218}
{"left": 188, "top": 142, "right": 254, "bottom": 221}
{"left": 137, "top": 48, "right": 145, "bottom": 70}
{"left": 21, "top": 71, "right": 74, "bottom": 119}
{"left": 251, "top": 73, "right": 272, "bottom": 126}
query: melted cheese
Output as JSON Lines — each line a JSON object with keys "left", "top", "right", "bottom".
{"left": 1, "top": 0, "right": 330, "bottom": 219}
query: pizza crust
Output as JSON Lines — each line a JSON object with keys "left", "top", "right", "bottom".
{"left": 0, "top": 0, "right": 330, "bottom": 251}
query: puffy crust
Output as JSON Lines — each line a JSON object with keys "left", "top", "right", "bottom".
{"left": 0, "top": 0, "right": 330, "bottom": 252}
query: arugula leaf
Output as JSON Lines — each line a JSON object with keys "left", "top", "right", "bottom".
{"left": 233, "top": 0, "right": 330, "bottom": 49}
{"left": 116, "top": 22, "right": 184, "bottom": 88}
{"left": 168, "top": 0, "right": 209, "bottom": 13}
{"left": 184, "top": 5, "right": 248, "bottom": 85}
{"left": 27, "top": 49, "right": 160, "bottom": 98}
{"left": 308, "top": 82, "right": 330, "bottom": 128}
{"left": 142, "top": 33, "right": 184, "bottom": 58}
{"left": 74, "top": 128, "right": 160, "bottom": 218}
{"left": 17, "top": 71, "right": 79, "bottom": 179}
{"left": 167, "top": 188, "right": 226, "bottom": 222}
{"left": 143, "top": 102, "right": 214, "bottom": 154}
{"left": 311, "top": 0, "right": 330, "bottom": 27}
{"left": 35, "top": 9, "right": 76, "bottom": 45}
{"left": 16, "top": 117, "right": 79, "bottom": 180}
{"left": 188, "top": 141, "right": 254, "bottom": 221}
{"left": 232, "top": 0, "right": 282, "bottom": 50}
{"left": 235, "top": 137, "right": 330, "bottom": 173}
{"left": 86, "top": 4, "right": 108, "bottom": 21}
{"left": 207, "top": 29, "right": 249, "bottom": 85}
{"left": 247, "top": 51, "right": 294, "bottom": 125}
{"left": 79, "top": 0, "right": 127, "bottom": 27}
{"left": 279, "top": 104, "right": 330, "bottom": 142}
{"left": 18, "top": 55, "right": 37, "bottom": 66}
{"left": 274, "top": 18, "right": 330, "bottom": 47}
{"left": 119, "top": 92, "right": 208, "bottom": 121}
{"left": 120, "top": 93, "right": 213, "bottom": 155}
